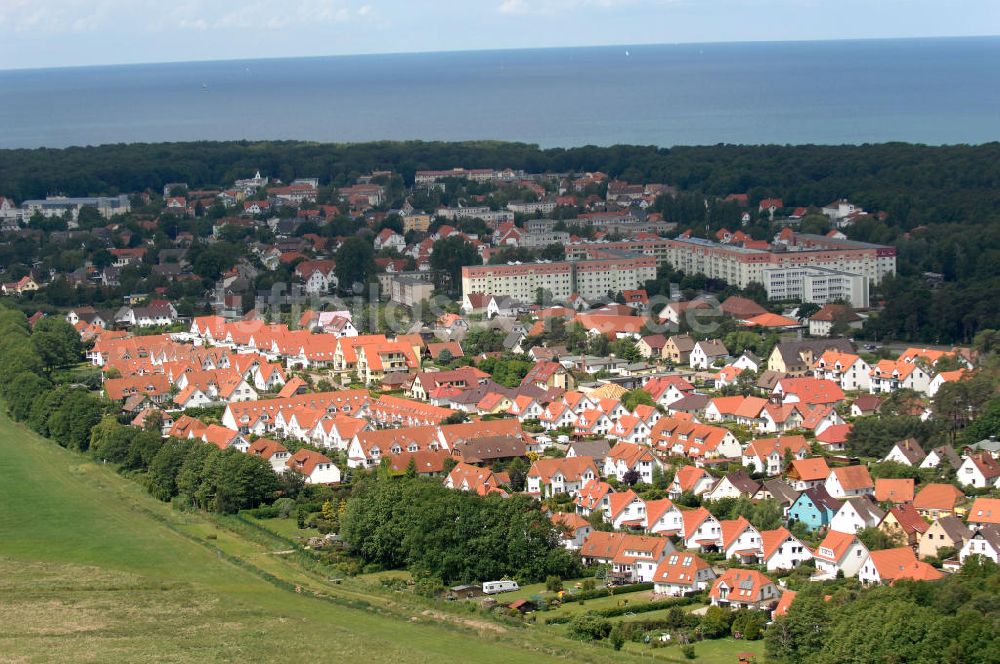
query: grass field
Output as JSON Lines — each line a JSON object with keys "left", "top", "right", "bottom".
{"left": 0, "top": 411, "right": 755, "bottom": 663}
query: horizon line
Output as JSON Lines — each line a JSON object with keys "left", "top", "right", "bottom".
{"left": 2, "top": 33, "right": 998, "bottom": 75}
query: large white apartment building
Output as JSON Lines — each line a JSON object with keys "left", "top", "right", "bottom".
{"left": 663, "top": 234, "right": 895, "bottom": 300}
{"left": 461, "top": 255, "right": 656, "bottom": 303}
{"left": 762, "top": 266, "right": 870, "bottom": 307}
{"left": 21, "top": 194, "right": 131, "bottom": 221}
{"left": 436, "top": 206, "right": 515, "bottom": 226}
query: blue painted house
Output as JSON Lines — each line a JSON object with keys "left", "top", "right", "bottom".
{"left": 787, "top": 486, "right": 843, "bottom": 532}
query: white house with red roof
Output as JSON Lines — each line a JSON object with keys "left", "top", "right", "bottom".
{"left": 668, "top": 466, "right": 715, "bottom": 499}
{"left": 825, "top": 465, "right": 875, "bottom": 499}
{"left": 760, "top": 527, "right": 812, "bottom": 570}
{"left": 374, "top": 228, "right": 406, "bottom": 252}
{"left": 286, "top": 449, "right": 341, "bottom": 484}
{"left": 720, "top": 517, "right": 762, "bottom": 563}
{"left": 574, "top": 479, "right": 614, "bottom": 518}
{"left": 813, "top": 530, "right": 869, "bottom": 579}
{"left": 604, "top": 441, "right": 660, "bottom": 484}
{"left": 681, "top": 507, "right": 722, "bottom": 550}
{"left": 526, "top": 456, "right": 599, "bottom": 498}
{"left": 608, "top": 490, "right": 647, "bottom": 529}
{"left": 653, "top": 553, "right": 716, "bottom": 596}
{"left": 709, "top": 569, "right": 779, "bottom": 610}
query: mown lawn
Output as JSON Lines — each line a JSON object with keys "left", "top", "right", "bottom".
{"left": 0, "top": 411, "right": 668, "bottom": 663}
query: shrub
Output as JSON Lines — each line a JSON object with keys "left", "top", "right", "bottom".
{"left": 568, "top": 614, "right": 612, "bottom": 641}
{"left": 681, "top": 644, "right": 696, "bottom": 659}
{"left": 545, "top": 575, "right": 563, "bottom": 592}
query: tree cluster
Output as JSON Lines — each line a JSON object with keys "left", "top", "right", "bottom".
{"left": 340, "top": 474, "right": 580, "bottom": 584}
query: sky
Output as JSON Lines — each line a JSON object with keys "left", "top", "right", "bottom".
{"left": 1, "top": 0, "right": 998, "bottom": 70}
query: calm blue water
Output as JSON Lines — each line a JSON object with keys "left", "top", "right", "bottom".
{"left": 1, "top": 37, "right": 998, "bottom": 149}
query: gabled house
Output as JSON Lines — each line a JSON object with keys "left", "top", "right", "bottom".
{"left": 967, "top": 497, "right": 1000, "bottom": 528}
{"left": 720, "top": 517, "right": 762, "bottom": 564}
{"left": 551, "top": 512, "right": 593, "bottom": 550}
{"left": 247, "top": 438, "right": 291, "bottom": 473}
{"left": 652, "top": 553, "right": 716, "bottom": 597}
{"left": 681, "top": 507, "right": 722, "bottom": 550}
{"left": 883, "top": 438, "right": 926, "bottom": 466}
{"left": 286, "top": 449, "right": 341, "bottom": 484}
{"left": 742, "top": 435, "right": 809, "bottom": 475}
{"left": 788, "top": 486, "right": 843, "bottom": 532}
{"left": 880, "top": 504, "right": 930, "bottom": 546}
{"left": 873, "top": 478, "right": 915, "bottom": 504}
{"left": 958, "top": 453, "right": 1000, "bottom": 489}
{"left": 919, "top": 445, "right": 962, "bottom": 471}
{"left": 857, "top": 547, "right": 943, "bottom": 585}
{"left": 813, "top": 530, "right": 869, "bottom": 579}
{"left": 574, "top": 479, "right": 615, "bottom": 518}
{"left": 608, "top": 489, "right": 647, "bottom": 529}
{"left": 913, "top": 483, "right": 966, "bottom": 519}
{"left": 709, "top": 569, "right": 779, "bottom": 610}
{"left": 526, "top": 456, "right": 599, "bottom": 498}
{"left": 958, "top": 525, "right": 1000, "bottom": 564}
{"left": 760, "top": 527, "right": 812, "bottom": 571}
{"left": 918, "top": 516, "right": 972, "bottom": 561}
{"left": 704, "top": 470, "right": 761, "bottom": 502}
{"left": 785, "top": 457, "right": 831, "bottom": 491}
{"left": 830, "top": 498, "right": 886, "bottom": 535}
{"left": 669, "top": 466, "right": 715, "bottom": 500}
{"left": 690, "top": 339, "right": 730, "bottom": 370}
{"left": 603, "top": 441, "right": 660, "bottom": 485}
{"left": 825, "top": 465, "right": 874, "bottom": 499}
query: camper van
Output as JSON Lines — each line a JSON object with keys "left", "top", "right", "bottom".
{"left": 482, "top": 580, "right": 519, "bottom": 594}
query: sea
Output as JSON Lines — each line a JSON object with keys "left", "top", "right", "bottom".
{"left": 1, "top": 37, "right": 999, "bottom": 149}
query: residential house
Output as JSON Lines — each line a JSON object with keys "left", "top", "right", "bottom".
{"left": 526, "top": 456, "right": 599, "bottom": 498}
{"left": 788, "top": 486, "right": 843, "bottom": 532}
{"left": 967, "top": 497, "right": 1000, "bottom": 528}
{"left": 645, "top": 498, "right": 685, "bottom": 536}
{"left": 857, "top": 547, "right": 944, "bottom": 585}
{"left": 880, "top": 504, "right": 930, "bottom": 546}
{"left": 704, "top": 471, "right": 761, "bottom": 502}
{"left": 958, "top": 454, "right": 1000, "bottom": 489}
{"left": 652, "top": 553, "right": 716, "bottom": 597}
{"left": 286, "top": 449, "right": 341, "bottom": 484}
{"left": 575, "top": 479, "right": 615, "bottom": 518}
{"left": 825, "top": 465, "right": 875, "bottom": 499}
{"left": 785, "top": 457, "right": 831, "bottom": 491}
{"left": 830, "top": 498, "right": 886, "bottom": 535}
{"left": 874, "top": 478, "right": 915, "bottom": 505}
{"left": 742, "top": 435, "right": 809, "bottom": 476}
{"left": 690, "top": 339, "right": 730, "bottom": 370}
{"left": 566, "top": 439, "right": 611, "bottom": 465}
{"left": 760, "top": 527, "right": 812, "bottom": 571}
{"left": 681, "top": 507, "right": 722, "bottom": 550}
{"left": 709, "top": 569, "right": 780, "bottom": 610}
{"left": 663, "top": 334, "right": 696, "bottom": 365}
{"left": 919, "top": 445, "right": 962, "bottom": 471}
{"left": 579, "top": 532, "right": 673, "bottom": 584}
{"left": 808, "top": 304, "right": 863, "bottom": 337}
{"left": 918, "top": 516, "right": 972, "bottom": 560}
{"left": 913, "top": 483, "right": 966, "bottom": 519}
{"left": 668, "top": 466, "right": 715, "bottom": 500}
{"left": 551, "top": 512, "right": 593, "bottom": 550}
{"left": 608, "top": 490, "right": 647, "bottom": 529}
{"left": 247, "top": 438, "right": 291, "bottom": 474}
{"left": 720, "top": 517, "right": 762, "bottom": 564}
{"left": 813, "top": 530, "right": 869, "bottom": 579}
{"left": 958, "top": 525, "right": 1000, "bottom": 564}
{"left": 883, "top": 438, "right": 926, "bottom": 466}
{"left": 811, "top": 350, "right": 871, "bottom": 391}
{"left": 604, "top": 442, "right": 660, "bottom": 485}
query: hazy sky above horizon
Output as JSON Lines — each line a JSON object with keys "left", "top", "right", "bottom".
{"left": 1, "top": 0, "right": 998, "bottom": 70}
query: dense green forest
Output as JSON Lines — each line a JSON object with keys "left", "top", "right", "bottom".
{"left": 2, "top": 140, "right": 999, "bottom": 342}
